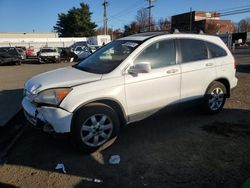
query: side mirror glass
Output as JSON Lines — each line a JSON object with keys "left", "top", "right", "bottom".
{"left": 128, "top": 62, "right": 151, "bottom": 75}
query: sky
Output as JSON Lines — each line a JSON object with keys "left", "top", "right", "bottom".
{"left": 0, "top": 0, "right": 249, "bottom": 32}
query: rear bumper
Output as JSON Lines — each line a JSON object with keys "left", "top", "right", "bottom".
{"left": 231, "top": 77, "right": 238, "bottom": 90}
{"left": 22, "top": 97, "right": 73, "bottom": 133}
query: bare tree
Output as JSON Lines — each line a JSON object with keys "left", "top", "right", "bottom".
{"left": 158, "top": 18, "right": 171, "bottom": 31}
{"left": 136, "top": 8, "right": 149, "bottom": 32}
{"left": 233, "top": 22, "right": 239, "bottom": 33}
{"left": 124, "top": 21, "right": 140, "bottom": 36}
{"left": 206, "top": 21, "right": 220, "bottom": 34}
{"left": 238, "top": 18, "right": 250, "bottom": 32}
{"left": 95, "top": 27, "right": 122, "bottom": 39}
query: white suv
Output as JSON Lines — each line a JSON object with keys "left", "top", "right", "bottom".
{"left": 22, "top": 32, "right": 237, "bottom": 152}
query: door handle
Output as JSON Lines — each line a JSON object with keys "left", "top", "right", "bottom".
{"left": 166, "top": 69, "right": 179, "bottom": 74}
{"left": 206, "top": 62, "right": 214, "bottom": 67}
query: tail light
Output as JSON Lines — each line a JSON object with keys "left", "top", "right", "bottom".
{"left": 233, "top": 58, "right": 237, "bottom": 70}
{"left": 226, "top": 45, "right": 236, "bottom": 70}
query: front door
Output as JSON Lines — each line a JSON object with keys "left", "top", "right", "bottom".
{"left": 125, "top": 39, "right": 181, "bottom": 117}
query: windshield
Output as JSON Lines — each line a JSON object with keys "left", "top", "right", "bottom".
{"left": 75, "top": 40, "right": 141, "bottom": 74}
{"left": 0, "top": 47, "right": 18, "bottom": 55}
{"left": 41, "top": 48, "right": 57, "bottom": 53}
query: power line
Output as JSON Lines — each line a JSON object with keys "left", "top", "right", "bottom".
{"left": 216, "top": 5, "right": 250, "bottom": 13}
{"left": 109, "top": 0, "right": 143, "bottom": 18}
{"left": 220, "top": 8, "right": 250, "bottom": 16}
{"left": 96, "top": 0, "right": 146, "bottom": 28}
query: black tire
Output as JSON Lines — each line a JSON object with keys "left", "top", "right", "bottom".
{"left": 15, "top": 61, "right": 21, "bottom": 65}
{"left": 73, "top": 55, "right": 78, "bottom": 62}
{"left": 71, "top": 103, "right": 120, "bottom": 153}
{"left": 55, "top": 58, "right": 60, "bottom": 63}
{"left": 203, "top": 81, "right": 227, "bottom": 114}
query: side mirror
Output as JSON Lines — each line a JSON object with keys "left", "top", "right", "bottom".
{"left": 128, "top": 62, "right": 151, "bottom": 75}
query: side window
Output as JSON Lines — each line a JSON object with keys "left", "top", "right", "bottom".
{"left": 134, "top": 39, "right": 176, "bottom": 69}
{"left": 206, "top": 42, "right": 227, "bottom": 58}
{"left": 179, "top": 39, "right": 208, "bottom": 63}
{"left": 75, "top": 46, "right": 83, "bottom": 51}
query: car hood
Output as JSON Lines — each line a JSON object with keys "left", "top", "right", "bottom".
{"left": 25, "top": 66, "right": 102, "bottom": 94}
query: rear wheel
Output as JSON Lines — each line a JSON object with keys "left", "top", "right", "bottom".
{"left": 55, "top": 58, "right": 61, "bottom": 63}
{"left": 203, "top": 81, "right": 226, "bottom": 114}
{"left": 71, "top": 103, "right": 120, "bottom": 153}
{"left": 15, "top": 61, "right": 21, "bottom": 65}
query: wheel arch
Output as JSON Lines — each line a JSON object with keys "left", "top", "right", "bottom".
{"left": 71, "top": 98, "right": 127, "bottom": 132}
{"left": 206, "top": 78, "right": 231, "bottom": 97}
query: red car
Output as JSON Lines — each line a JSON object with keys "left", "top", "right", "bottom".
{"left": 25, "top": 47, "right": 36, "bottom": 58}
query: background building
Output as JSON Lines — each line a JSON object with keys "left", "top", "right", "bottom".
{"left": 0, "top": 32, "right": 111, "bottom": 53}
{"left": 171, "top": 11, "right": 234, "bottom": 34}
{"left": 0, "top": 32, "right": 58, "bottom": 38}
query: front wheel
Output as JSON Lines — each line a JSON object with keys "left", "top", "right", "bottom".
{"left": 71, "top": 103, "right": 120, "bottom": 153}
{"left": 203, "top": 81, "right": 227, "bottom": 114}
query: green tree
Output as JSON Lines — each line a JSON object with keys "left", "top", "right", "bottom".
{"left": 53, "top": 3, "right": 97, "bottom": 37}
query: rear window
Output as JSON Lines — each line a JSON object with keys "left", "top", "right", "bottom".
{"left": 179, "top": 39, "right": 208, "bottom": 63}
{"left": 206, "top": 42, "right": 227, "bottom": 58}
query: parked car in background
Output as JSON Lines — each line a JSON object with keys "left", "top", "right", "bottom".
{"left": 0, "top": 47, "right": 22, "bottom": 65}
{"left": 16, "top": 46, "right": 26, "bottom": 52}
{"left": 69, "top": 41, "right": 88, "bottom": 52}
{"left": 75, "top": 46, "right": 92, "bottom": 62}
{"left": 89, "top": 45, "right": 101, "bottom": 53}
{"left": 22, "top": 32, "right": 238, "bottom": 153}
{"left": 57, "top": 47, "right": 76, "bottom": 62}
{"left": 26, "top": 46, "right": 36, "bottom": 58}
{"left": 72, "top": 46, "right": 89, "bottom": 55}
{"left": 16, "top": 47, "right": 26, "bottom": 60}
{"left": 38, "top": 47, "right": 60, "bottom": 63}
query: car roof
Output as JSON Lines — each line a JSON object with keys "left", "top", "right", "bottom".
{"left": 118, "top": 31, "right": 220, "bottom": 42}
{"left": 0, "top": 47, "right": 15, "bottom": 49}
{"left": 119, "top": 32, "right": 169, "bottom": 41}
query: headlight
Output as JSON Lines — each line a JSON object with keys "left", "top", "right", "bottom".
{"left": 34, "top": 88, "right": 72, "bottom": 105}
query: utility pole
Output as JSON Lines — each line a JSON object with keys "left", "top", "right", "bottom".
{"left": 189, "top": 8, "right": 192, "bottom": 33}
{"left": 146, "top": 0, "right": 154, "bottom": 32}
{"left": 103, "top": 0, "right": 108, "bottom": 35}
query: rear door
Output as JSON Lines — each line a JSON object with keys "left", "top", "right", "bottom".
{"left": 178, "top": 38, "right": 217, "bottom": 101}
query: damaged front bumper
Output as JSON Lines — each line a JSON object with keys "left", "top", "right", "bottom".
{"left": 22, "top": 97, "right": 73, "bottom": 133}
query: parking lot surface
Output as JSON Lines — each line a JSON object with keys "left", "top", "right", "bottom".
{"left": 0, "top": 52, "right": 250, "bottom": 187}
{"left": 0, "top": 60, "right": 73, "bottom": 126}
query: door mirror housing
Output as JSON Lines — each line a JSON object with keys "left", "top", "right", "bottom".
{"left": 128, "top": 62, "right": 151, "bottom": 75}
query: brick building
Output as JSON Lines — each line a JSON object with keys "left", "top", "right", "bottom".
{"left": 171, "top": 11, "right": 234, "bottom": 34}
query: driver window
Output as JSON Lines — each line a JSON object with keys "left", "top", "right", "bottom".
{"left": 134, "top": 39, "right": 176, "bottom": 69}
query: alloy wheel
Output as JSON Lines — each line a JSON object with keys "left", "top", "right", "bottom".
{"left": 80, "top": 114, "right": 113, "bottom": 147}
{"left": 208, "top": 87, "right": 224, "bottom": 111}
